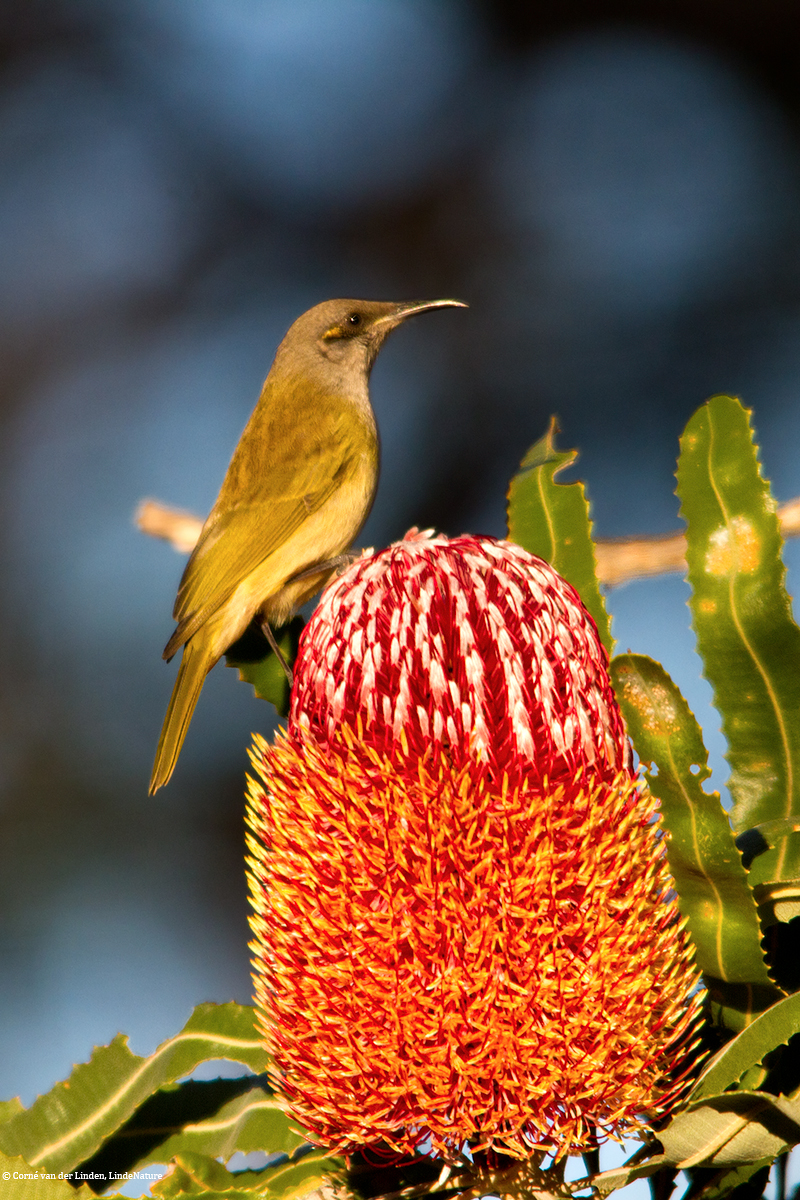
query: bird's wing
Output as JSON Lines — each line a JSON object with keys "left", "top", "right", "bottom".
{"left": 164, "top": 428, "right": 357, "bottom": 657}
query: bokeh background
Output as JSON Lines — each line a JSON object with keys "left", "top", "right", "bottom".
{"left": 2, "top": 0, "right": 800, "bottom": 1192}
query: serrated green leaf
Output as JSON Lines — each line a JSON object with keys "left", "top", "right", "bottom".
{"left": 690, "top": 992, "right": 800, "bottom": 1101}
{"left": 153, "top": 1151, "right": 250, "bottom": 1196}
{"left": 162, "top": 1181, "right": 258, "bottom": 1197}
{"left": 153, "top": 1149, "right": 340, "bottom": 1199}
{"left": 736, "top": 820, "right": 800, "bottom": 871}
{"left": 507, "top": 417, "right": 612, "bottom": 653}
{"left": 610, "top": 654, "right": 780, "bottom": 1027}
{"left": 0, "top": 1099, "right": 24, "bottom": 1126}
{"left": 748, "top": 840, "right": 800, "bottom": 902}
{"left": 659, "top": 1091, "right": 800, "bottom": 1168}
{"left": 253, "top": 1153, "right": 341, "bottom": 1198}
{"left": 232, "top": 1158, "right": 340, "bottom": 1199}
{"left": 0, "top": 1003, "right": 269, "bottom": 1174}
{"left": 684, "top": 1159, "right": 773, "bottom": 1200}
{"left": 158, "top": 1183, "right": 255, "bottom": 1199}
{"left": 676, "top": 396, "right": 800, "bottom": 893}
{"left": 226, "top": 618, "right": 304, "bottom": 718}
{"left": 79, "top": 1075, "right": 300, "bottom": 1183}
{"left": 154, "top": 1160, "right": 245, "bottom": 1196}
{"left": 140, "top": 1086, "right": 305, "bottom": 1167}
{"left": 587, "top": 1156, "right": 672, "bottom": 1196}
{"left": 737, "top": 1064, "right": 770, "bottom": 1093}
{"left": 753, "top": 878, "right": 800, "bottom": 926}
{"left": 0, "top": 1150, "right": 99, "bottom": 1198}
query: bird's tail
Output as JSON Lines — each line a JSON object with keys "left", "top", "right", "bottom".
{"left": 150, "top": 641, "right": 211, "bottom": 793}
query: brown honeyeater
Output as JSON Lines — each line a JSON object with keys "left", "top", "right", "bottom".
{"left": 150, "top": 297, "right": 466, "bottom": 792}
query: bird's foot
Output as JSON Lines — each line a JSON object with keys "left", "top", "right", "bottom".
{"left": 289, "top": 553, "right": 359, "bottom": 586}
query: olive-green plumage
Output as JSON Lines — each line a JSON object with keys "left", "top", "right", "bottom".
{"left": 150, "top": 297, "right": 466, "bottom": 792}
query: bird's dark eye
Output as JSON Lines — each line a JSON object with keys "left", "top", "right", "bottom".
{"left": 320, "top": 310, "right": 364, "bottom": 342}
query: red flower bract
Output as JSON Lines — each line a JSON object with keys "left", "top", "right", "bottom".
{"left": 246, "top": 531, "right": 702, "bottom": 1161}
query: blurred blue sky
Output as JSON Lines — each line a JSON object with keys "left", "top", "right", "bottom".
{"left": 2, "top": 2, "right": 800, "bottom": 1193}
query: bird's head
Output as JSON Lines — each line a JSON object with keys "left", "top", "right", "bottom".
{"left": 275, "top": 298, "right": 467, "bottom": 381}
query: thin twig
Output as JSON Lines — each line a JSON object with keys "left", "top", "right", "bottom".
{"left": 135, "top": 496, "right": 800, "bottom": 590}
{"left": 595, "top": 496, "right": 800, "bottom": 587}
{"left": 135, "top": 498, "right": 204, "bottom": 555}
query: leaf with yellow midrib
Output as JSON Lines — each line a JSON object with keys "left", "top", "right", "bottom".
{"left": 507, "top": 417, "right": 613, "bottom": 653}
{"left": 152, "top": 1148, "right": 341, "bottom": 1199}
{"left": 690, "top": 991, "right": 800, "bottom": 1101}
{"left": 0, "top": 1003, "right": 271, "bottom": 1175}
{"left": 610, "top": 653, "right": 781, "bottom": 1029}
{"left": 0, "top": 1149, "right": 107, "bottom": 1197}
{"left": 676, "top": 395, "right": 800, "bottom": 891}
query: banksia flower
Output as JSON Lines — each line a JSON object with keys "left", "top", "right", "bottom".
{"left": 246, "top": 531, "right": 702, "bottom": 1162}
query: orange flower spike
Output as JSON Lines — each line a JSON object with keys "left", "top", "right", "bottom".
{"left": 246, "top": 530, "right": 703, "bottom": 1162}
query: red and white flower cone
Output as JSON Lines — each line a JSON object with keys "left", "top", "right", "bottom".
{"left": 246, "top": 531, "right": 702, "bottom": 1161}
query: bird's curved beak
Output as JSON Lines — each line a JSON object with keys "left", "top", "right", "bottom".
{"left": 374, "top": 298, "right": 468, "bottom": 331}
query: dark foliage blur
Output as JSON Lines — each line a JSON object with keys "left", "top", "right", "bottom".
{"left": 3, "top": 0, "right": 800, "bottom": 1120}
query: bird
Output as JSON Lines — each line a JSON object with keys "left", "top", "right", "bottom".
{"left": 150, "top": 296, "right": 467, "bottom": 792}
